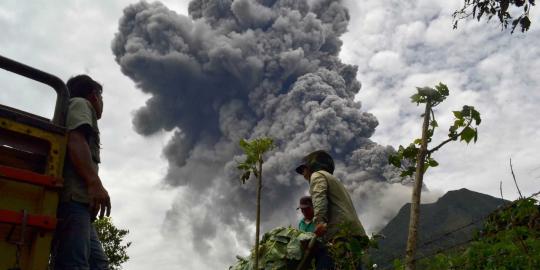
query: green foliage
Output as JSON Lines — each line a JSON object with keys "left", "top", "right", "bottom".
{"left": 388, "top": 83, "right": 481, "bottom": 178}
{"left": 237, "top": 137, "right": 275, "bottom": 183}
{"left": 94, "top": 217, "right": 131, "bottom": 270}
{"left": 328, "top": 222, "right": 381, "bottom": 270}
{"left": 390, "top": 144, "right": 418, "bottom": 177}
{"left": 448, "top": 105, "right": 481, "bottom": 143}
{"left": 415, "top": 198, "right": 540, "bottom": 269}
{"left": 410, "top": 83, "right": 449, "bottom": 106}
{"left": 229, "top": 227, "right": 316, "bottom": 270}
{"left": 392, "top": 259, "right": 405, "bottom": 270}
{"left": 453, "top": 0, "right": 534, "bottom": 33}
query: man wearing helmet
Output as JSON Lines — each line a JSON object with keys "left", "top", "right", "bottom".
{"left": 296, "top": 150, "right": 366, "bottom": 270}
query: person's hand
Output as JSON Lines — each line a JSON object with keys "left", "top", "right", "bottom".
{"left": 314, "top": 223, "right": 327, "bottom": 237}
{"left": 88, "top": 180, "right": 111, "bottom": 219}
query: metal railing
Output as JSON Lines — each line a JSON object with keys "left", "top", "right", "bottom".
{"left": 0, "top": 54, "right": 69, "bottom": 126}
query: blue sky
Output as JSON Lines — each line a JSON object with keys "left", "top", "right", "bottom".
{"left": 1, "top": 1, "right": 539, "bottom": 269}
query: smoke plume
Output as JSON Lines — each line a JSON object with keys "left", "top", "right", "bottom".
{"left": 112, "top": 0, "right": 413, "bottom": 263}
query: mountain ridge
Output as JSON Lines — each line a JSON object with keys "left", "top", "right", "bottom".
{"left": 370, "top": 188, "right": 507, "bottom": 267}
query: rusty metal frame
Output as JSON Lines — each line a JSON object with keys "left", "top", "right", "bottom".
{"left": 0, "top": 54, "right": 69, "bottom": 127}
{"left": 0, "top": 165, "right": 62, "bottom": 189}
{"left": 0, "top": 209, "right": 56, "bottom": 231}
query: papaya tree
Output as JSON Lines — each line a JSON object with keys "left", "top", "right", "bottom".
{"left": 388, "top": 83, "right": 482, "bottom": 270}
{"left": 237, "top": 137, "right": 275, "bottom": 270}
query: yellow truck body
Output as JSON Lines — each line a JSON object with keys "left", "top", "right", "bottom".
{"left": 0, "top": 55, "right": 69, "bottom": 270}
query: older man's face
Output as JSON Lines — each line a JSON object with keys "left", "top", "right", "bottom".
{"left": 302, "top": 167, "right": 311, "bottom": 181}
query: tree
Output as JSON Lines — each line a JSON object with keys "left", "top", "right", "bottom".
{"left": 237, "top": 137, "right": 275, "bottom": 270}
{"left": 94, "top": 217, "right": 131, "bottom": 270}
{"left": 388, "top": 83, "right": 482, "bottom": 270}
{"left": 453, "top": 0, "right": 535, "bottom": 33}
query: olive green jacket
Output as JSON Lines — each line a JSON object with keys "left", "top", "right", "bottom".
{"left": 309, "top": 170, "right": 366, "bottom": 239}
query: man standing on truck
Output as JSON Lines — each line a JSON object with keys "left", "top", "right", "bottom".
{"left": 295, "top": 150, "right": 366, "bottom": 270}
{"left": 52, "top": 75, "right": 110, "bottom": 269}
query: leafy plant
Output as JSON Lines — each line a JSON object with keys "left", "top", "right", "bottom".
{"left": 453, "top": 0, "right": 535, "bottom": 33}
{"left": 327, "top": 221, "right": 381, "bottom": 270}
{"left": 237, "top": 137, "right": 275, "bottom": 270}
{"left": 415, "top": 197, "right": 540, "bottom": 269}
{"left": 388, "top": 83, "right": 481, "bottom": 270}
{"left": 94, "top": 217, "right": 131, "bottom": 270}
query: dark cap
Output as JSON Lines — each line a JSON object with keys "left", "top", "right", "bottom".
{"left": 295, "top": 150, "right": 335, "bottom": 175}
{"left": 297, "top": 196, "right": 312, "bottom": 209}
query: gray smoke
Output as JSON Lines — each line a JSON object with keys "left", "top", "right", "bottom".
{"left": 112, "top": 0, "right": 406, "bottom": 260}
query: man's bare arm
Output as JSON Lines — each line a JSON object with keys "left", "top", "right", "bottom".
{"left": 67, "top": 129, "right": 111, "bottom": 218}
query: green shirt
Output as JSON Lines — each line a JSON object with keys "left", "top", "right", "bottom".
{"left": 61, "top": 97, "right": 101, "bottom": 204}
{"left": 298, "top": 218, "right": 315, "bottom": 233}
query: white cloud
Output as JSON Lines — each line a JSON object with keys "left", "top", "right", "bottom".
{"left": 368, "top": 50, "right": 404, "bottom": 74}
{"left": 477, "top": 53, "right": 513, "bottom": 76}
{"left": 0, "top": 5, "right": 14, "bottom": 23}
{"left": 361, "top": 8, "right": 392, "bottom": 34}
{"left": 393, "top": 21, "right": 427, "bottom": 48}
{"left": 343, "top": 0, "right": 540, "bottom": 204}
{"left": 424, "top": 16, "right": 458, "bottom": 46}
{"left": 2, "top": 0, "right": 540, "bottom": 269}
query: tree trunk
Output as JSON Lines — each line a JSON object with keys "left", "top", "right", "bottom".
{"left": 254, "top": 158, "right": 263, "bottom": 270}
{"left": 405, "top": 101, "right": 431, "bottom": 270}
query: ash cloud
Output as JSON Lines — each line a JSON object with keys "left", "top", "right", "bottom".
{"left": 112, "top": 0, "right": 408, "bottom": 262}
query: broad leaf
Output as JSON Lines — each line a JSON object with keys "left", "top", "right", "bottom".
{"left": 388, "top": 155, "right": 401, "bottom": 167}
{"left": 521, "top": 16, "right": 531, "bottom": 32}
{"left": 427, "top": 158, "right": 439, "bottom": 167}
{"left": 402, "top": 144, "right": 419, "bottom": 159}
{"left": 400, "top": 170, "right": 411, "bottom": 177}
{"left": 430, "top": 119, "right": 438, "bottom": 128}
{"left": 241, "top": 171, "right": 251, "bottom": 183}
{"left": 460, "top": 126, "right": 476, "bottom": 143}
{"left": 471, "top": 108, "right": 482, "bottom": 125}
{"left": 410, "top": 93, "right": 422, "bottom": 104}
{"left": 435, "top": 82, "right": 449, "bottom": 97}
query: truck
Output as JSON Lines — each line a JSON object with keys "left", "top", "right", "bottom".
{"left": 0, "top": 55, "right": 69, "bottom": 270}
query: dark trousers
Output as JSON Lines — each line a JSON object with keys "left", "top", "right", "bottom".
{"left": 314, "top": 243, "right": 363, "bottom": 270}
{"left": 51, "top": 201, "right": 110, "bottom": 270}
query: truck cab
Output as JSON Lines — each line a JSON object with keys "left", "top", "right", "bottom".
{"left": 0, "top": 55, "right": 69, "bottom": 270}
